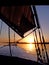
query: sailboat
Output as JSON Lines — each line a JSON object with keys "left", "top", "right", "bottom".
{"left": 0, "top": 5, "right": 49, "bottom": 65}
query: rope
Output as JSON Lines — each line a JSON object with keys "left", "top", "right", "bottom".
{"left": 0, "top": 21, "right": 2, "bottom": 35}
{"left": 14, "top": 31, "right": 15, "bottom": 43}
{"left": 38, "top": 29, "right": 46, "bottom": 63}
{"left": 8, "top": 26, "right": 12, "bottom": 56}
{"left": 40, "top": 28, "right": 49, "bottom": 63}
{"left": 32, "top": 5, "right": 48, "bottom": 64}
{"left": 34, "top": 30, "right": 43, "bottom": 63}
{"left": 33, "top": 32, "right": 38, "bottom": 62}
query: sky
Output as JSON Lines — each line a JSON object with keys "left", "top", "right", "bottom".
{"left": 36, "top": 6, "right": 49, "bottom": 42}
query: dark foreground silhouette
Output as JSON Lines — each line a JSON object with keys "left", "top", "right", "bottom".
{"left": 0, "top": 55, "right": 43, "bottom": 65}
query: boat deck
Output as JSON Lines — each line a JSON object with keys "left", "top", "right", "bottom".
{"left": 0, "top": 55, "right": 43, "bottom": 65}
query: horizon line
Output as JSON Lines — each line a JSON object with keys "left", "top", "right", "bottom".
{"left": 0, "top": 42, "right": 49, "bottom": 44}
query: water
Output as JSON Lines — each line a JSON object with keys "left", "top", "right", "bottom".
{"left": 0, "top": 42, "right": 49, "bottom": 62}
{"left": 0, "top": 42, "right": 37, "bottom": 61}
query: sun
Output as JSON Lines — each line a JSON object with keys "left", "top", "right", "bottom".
{"left": 27, "top": 37, "right": 34, "bottom": 43}
{"left": 25, "top": 35, "right": 35, "bottom": 51}
{"left": 19, "top": 33, "right": 35, "bottom": 52}
{"left": 23, "top": 34, "right": 34, "bottom": 43}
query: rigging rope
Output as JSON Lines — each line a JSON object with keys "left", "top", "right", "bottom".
{"left": 0, "top": 21, "right": 2, "bottom": 35}
{"left": 14, "top": 31, "right": 17, "bottom": 46}
{"left": 40, "top": 28, "right": 49, "bottom": 63}
{"left": 34, "top": 30, "right": 43, "bottom": 63}
{"left": 38, "top": 29, "right": 46, "bottom": 63}
{"left": 14, "top": 31, "right": 15, "bottom": 43}
{"left": 8, "top": 26, "right": 12, "bottom": 56}
{"left": 32, "top": 5, "right": 48, "bottom": 64}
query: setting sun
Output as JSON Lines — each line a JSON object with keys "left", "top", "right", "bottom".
{"left": 18, "top": 33, "right": 35, "bottom": 52}
{"left": 24, "top": 34, "right": 35, "bottom": 51}
{"left": 27, "top": 37, "right": 34, "bottom": 43}
{"left": 25, "top": 35, "right": 34, "bottom": 43}
{"left": 20, "top": 33, "right": 34, "bottom": 43}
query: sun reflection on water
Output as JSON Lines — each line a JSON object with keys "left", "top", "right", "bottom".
{"left": 18, "top": 33, "right": 36, "bottom": 54}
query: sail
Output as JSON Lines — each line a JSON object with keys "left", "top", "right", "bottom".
{"left": 0, "top": 6, "right": 36, "bottom": 37}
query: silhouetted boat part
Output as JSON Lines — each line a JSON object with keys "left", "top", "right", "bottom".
{"left": 0, "top": 55, "right": 43, "bottom": 65}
